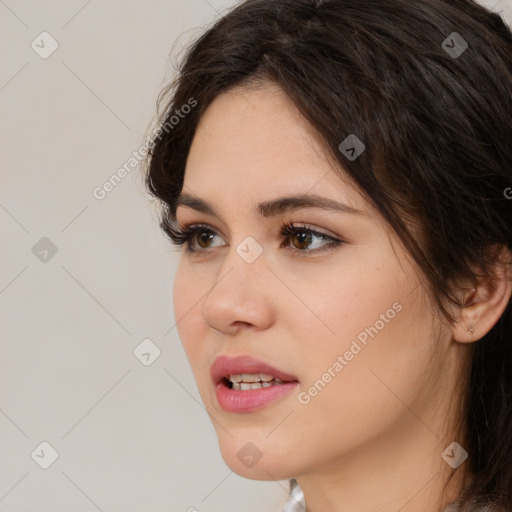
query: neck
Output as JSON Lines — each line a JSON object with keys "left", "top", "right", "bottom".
{"left": 297, "top": 428, "right": 467, "bottom": 512}
{"left": 295, "top": 349, "right": 470, "bottom": 512}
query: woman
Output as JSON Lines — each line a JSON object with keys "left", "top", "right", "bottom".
{"left": 144, "top": 0, "right": 512, "bottom": 510}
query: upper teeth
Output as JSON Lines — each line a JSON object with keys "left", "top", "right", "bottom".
{"left": 229, "top": 373, "right": 283, "bottom": 383}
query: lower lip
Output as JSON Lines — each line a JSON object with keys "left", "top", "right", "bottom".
{"left": 215, "top": 380, "right": 299, "bottom": 413}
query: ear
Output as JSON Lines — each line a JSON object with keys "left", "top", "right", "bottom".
{"left": 452, "top": 245, "right": 512, "bottom": 343}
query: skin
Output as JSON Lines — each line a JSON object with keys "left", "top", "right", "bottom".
{"left": 172, "top": 81, "right": 512, "bottom": 512}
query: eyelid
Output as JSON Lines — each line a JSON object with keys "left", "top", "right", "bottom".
{"left": 290, "top": 221, "right": 340, "bottom": 240}
{"left": 174, "top": 216, "right": 341, "bottom": 240}
{"left": 170, "top": 220, "right": 345, "bottom": 255}
{"left": 174, "top": 220, "right": 337, "bottom": 243}
{"left": 176, "top": 221, "right": 227, "bottom": 243}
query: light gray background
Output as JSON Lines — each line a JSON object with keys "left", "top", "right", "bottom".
{"left": 1, "top": 1, "right": 511, "bottom": 511}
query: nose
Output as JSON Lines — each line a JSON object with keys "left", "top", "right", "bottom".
{"left": 201, "top": 245, "right": 274, "bottom": 336}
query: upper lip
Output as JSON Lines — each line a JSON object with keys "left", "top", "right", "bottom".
{"left": 211, "top": 355, "right": 299, "bottom": 385}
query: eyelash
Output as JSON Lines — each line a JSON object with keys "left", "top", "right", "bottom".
{"left": 166, "top": 221, "right": 344, "bottom": 256}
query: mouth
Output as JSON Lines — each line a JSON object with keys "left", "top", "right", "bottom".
{"left": 222, "top": 373, "right": 288, "bottom": 390}
{"left": 211, "top": 355, "right": 299, "bottom": 413}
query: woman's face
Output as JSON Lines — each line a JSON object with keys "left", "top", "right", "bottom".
{"left": 172, "top": 82, "right": 458, "bottom": 482}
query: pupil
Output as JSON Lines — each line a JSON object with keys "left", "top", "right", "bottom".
{"left": 198, "top": 232, "right": 212, "bottom": 248}
{"left": 294, "top": 232, "right": 311, "bottom": 249}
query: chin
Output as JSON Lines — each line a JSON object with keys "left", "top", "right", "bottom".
{"left": 216, "top": 433, "right": 298, "bottom": 481}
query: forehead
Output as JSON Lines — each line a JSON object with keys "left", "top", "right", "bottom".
{"left": 183, "top": 83, "right": 366, "bottom": 212}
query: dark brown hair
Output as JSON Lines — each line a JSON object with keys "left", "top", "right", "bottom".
{"left": 144, "top": 0, "right": 512, "bottom": 509}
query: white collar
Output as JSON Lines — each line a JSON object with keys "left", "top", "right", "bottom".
{"left": 280, "top": 480, "right": 305, "bottom": 512}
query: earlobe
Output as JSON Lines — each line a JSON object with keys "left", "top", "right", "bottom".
{"left": 452, "top": 246, "right": 512, "bottom": 344}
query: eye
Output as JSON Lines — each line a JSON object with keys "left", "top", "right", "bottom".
{"left": 166, "top": 223, "right": 224, "bottom": 251}
{"left": 165, "top": 221, "right": 344, "bottom": 255}
{"left": 280, "top": 222, "right": 343, "bottom": 254}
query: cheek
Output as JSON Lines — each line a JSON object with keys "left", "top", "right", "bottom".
{"left": 172, "top": 262, "right": 209, "bottom": 367}
{"left": 282, "top": 247, "right": 407, "bottom": 345}
{"left": 294, "top": 285, "right": 435, "bottom": 448}
{"left": 290, "top": 252, "right": 432, "bottom": 418}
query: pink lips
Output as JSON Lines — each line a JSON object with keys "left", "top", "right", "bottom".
{"left": 211, "top": 355, "right": 299, "bottom": 413}
{"left": 210, "top": 354, "right": 299, "bottom": 385}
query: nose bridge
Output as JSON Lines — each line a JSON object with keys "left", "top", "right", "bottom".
{"left": 201, "top": 235, "right": 271, "bottom": 332}
{"left": 214, "top": 232, "right": 267, "bottom": 287}
{"left": 209, "top": 235, "right": 266, "bottom": 303}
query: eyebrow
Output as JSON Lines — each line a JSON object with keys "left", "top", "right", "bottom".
{"left": 175, "top": 192, "right": 366, "bottom": 218}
